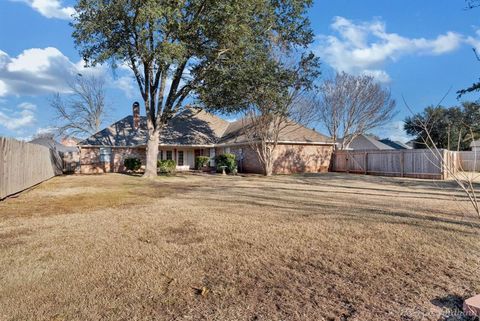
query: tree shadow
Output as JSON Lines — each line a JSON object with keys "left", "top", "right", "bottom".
{"left": 273, "top": 146, "right": 332, "bottom": 174}
{"left": 431, "top": 294, "right": 476, "bottom": 321}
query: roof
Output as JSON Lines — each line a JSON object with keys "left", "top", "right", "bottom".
{"left": 471, "top": 139, "right": 480, "bottom": 148}
{"left": 81, "top": 108, "right": 230, "bottom": 146}
{"left": 30, "top": 137, "right": 79, "bottom": 153}
{"left": 81, "top": 108, "right": 332, "bottom": 147}
{"left": 219, "top": 118, "right": 331, "bottom": 145}
{"left": 379, "top": 139, "right": 412, "bottom": 150}
{"left": 339, "top": 134, "right": 394, "bottom": 150}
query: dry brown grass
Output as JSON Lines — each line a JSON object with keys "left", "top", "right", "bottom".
{"left": 0, "top": 173, "right": 479, "bottom": 321}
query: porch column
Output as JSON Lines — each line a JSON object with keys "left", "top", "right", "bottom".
{"left": 209, "top": 148, "right": 216, "bottom": 167}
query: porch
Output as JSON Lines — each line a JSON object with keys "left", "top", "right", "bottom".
{"left": 158, "top": 146, "right": 214, "bottom": 171}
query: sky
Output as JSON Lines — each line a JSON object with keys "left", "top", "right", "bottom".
{"left": 0, "top": 0, "right": 479, "bottom": 142}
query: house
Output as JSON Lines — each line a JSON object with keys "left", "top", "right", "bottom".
{"left": 378, "top": 138, "right": 412, "bottom": 150}
{"left": 471, "top": 139, "right": 480, "bottom": 152}
{"left": 30, "top": 136, "right": 79, "bottom": 153}
{"left": 78, "top": 103, "right": 334, "bottom": 174}
{"left": 338, "top": 134, "right": 394, "bottom": 150}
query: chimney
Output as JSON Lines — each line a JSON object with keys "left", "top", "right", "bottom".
{"left": 132, "top": 101, "right": 140, "bottom": 130}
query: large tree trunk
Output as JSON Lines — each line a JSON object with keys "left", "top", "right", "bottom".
{"left": 263, "top": 161, "right": 273, "bottom": 176}
{"left": 260, "top": 143, "right": 274, "bottom": 176}
{"left": 143, "top": 130, "right": 159, "bottom": 178}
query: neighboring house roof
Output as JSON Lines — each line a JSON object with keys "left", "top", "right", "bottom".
{"left": 30, "top": 137, "right": 79, "bottom": 153}
{"left": 338, "top": 134, "right": 394, "bottom": 150}
{"left": 379, "top": 139, "right": 412, "bottom": 150}
{"left": 81, "top": 107, "right": 332, "bottom": 147}
{"left": 470, "top": 139, "right": 480, "bottom": 148}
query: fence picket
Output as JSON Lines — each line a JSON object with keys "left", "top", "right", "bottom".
{"left": 0, "top": 137, "right": 62, "bottom": 199}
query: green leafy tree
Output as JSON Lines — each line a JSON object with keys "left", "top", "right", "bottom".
{"left": 198, "top": 42, "right": 319, "bottom": 175}
{"left": 72, "top": 0, "right": 314, "bottom": 177}
{"left": 404, "top": 103, "right": 480, "bottom": 150}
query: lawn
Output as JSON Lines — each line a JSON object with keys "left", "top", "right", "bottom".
{"left": 0, "top": 173, "right": 479, "bottom": 321}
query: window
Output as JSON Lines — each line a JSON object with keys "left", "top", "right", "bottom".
{"left": 159, "top": 150, "right": 164, "bottom": 160}
{"left": 99, "top": 147, "right": 111, "bottom": 162}
{"left": 178, "top": 151, "right": 184, "bottom": 166}
{"left": 166, "top": 150, "right": 173, "bottom": 160}
{"left": 225, "top": 147, "right": 230, "bottom": 153}
{"left": 194, "top": 149, "right": 204, "bottom": 157}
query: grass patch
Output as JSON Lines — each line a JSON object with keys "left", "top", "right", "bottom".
{"left": 0, "top": 173, "right": 479, "bottom": 320}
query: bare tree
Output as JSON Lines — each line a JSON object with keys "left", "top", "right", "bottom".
{"left": 404, "top": 95, "right": 480, "bottom": 219}
{"left": 243, "top": 91, "right": 316, "bottom": 176}
{"left": 50, "top": 74, "right": 107, "bottom": 138}
{"left": 237, "top": 48, "right": 319, "bottom": 176}
{"left": 316, "top": 72, "right": 396, "bottom": 150}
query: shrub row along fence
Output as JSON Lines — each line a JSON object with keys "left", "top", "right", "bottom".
{"left": 331, "top": 149, "right": 459, "bottom": 180}
{"left": 0, "top": 137, "right": 63, "bottom": 199}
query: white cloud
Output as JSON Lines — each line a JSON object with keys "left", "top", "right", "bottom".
{"left": 465, "top": 29, "right": 480, "bottom": 52}
{"left": 113, "top": 76, "right": 136, "bottom": 98}
{"left": 0, "top": 47, "right": 77, "bottom": 96}
{"left": 316, "top": 16, "right": 465, "bottom": 82}
{"left": 375, "top": 120, "right": 412, "bottom": 143}
{"left": 0, "top": 47, "right": 136, "bottom": 98}
{"left": 15, "top": 126, "right": 56, "bottom": 142}
{"left": 0, "top": 102, "right": 37, "bottom": 131}
{"left": 10, "top": 0, "right": 75, "bottom": 20}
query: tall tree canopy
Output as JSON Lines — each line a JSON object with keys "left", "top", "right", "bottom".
{"left": 72, "top": 0, "right": 313, "bottom": 177}
{"left": 404, "top": 102, "right": 480, "bottom": 150}
{"left": 458, "top": 0, "right": 480, "bottom": 97}
{"left": 196, "top": 32, "right": 320, "bottom": 175}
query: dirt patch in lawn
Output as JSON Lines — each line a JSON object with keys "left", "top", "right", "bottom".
{"left": 0, "top": 173, "right": 479, "bottom": 321}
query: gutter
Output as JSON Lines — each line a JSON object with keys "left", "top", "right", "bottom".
{"left": 78, "top": 140, "right": 335, "bottom": 149}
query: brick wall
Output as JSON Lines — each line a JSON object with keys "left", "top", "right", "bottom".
{"left": 225, "top": 144, "right": 333, "bottom": 174}
{"left": 81, "top": 144, "right": 333, "bottom": 175}
{"left": 80, "top": 147, "right": 146, "bottom": 174}
{"left": 272, "top": 144, "right": 333, "bottom": 174}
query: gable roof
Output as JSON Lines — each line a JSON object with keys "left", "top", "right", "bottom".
{"left": 30, "top": 137, "right": 79, "bottom": 153}
{"left": 81, "top": 107, "right": 332, "bottom": 147}
{"left": 379, "top": 139, "right": 412, "bottom": 150}
{"left": 338, "top": 134, "right": 394, "bottom": 150}
{"left": 81, "top": 108, "right": 230, "bottom": 146}
{"left": 219, "top": 118, "right": 331, "bottom": 145}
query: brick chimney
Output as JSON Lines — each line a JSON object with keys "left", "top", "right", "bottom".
{"left": 132, "top": 102, "right": 140, "bottom": 130}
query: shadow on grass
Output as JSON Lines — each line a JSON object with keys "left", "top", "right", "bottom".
{"left": 431, "top": 294, "right": 476, "bottom": 321}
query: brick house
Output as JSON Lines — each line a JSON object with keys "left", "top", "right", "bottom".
{"left": 79, "top": 104, "right": 334, "bottom": 174}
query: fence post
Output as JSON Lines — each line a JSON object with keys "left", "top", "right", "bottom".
{"left": 346, "top": 153, "right": 349, "bottom": 173}
{"left": 364, "top": 152, "right": 368, "bottom": 174}
{"left": 400, "top": 150, "right": 405, "bottom": 177}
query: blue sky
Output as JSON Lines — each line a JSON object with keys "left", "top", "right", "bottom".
{"left": 0, "top": 0, "right": 479, "bottom": 142}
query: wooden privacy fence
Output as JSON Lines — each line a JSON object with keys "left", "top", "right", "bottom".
{"left": 455, "top": 151, "right": 480, "bottom": 172}
{"left": 0, "top": 137, "right": 63, "bottom": 199}
{"left": 331, "top": 149, "right": 458, "bottom": 180}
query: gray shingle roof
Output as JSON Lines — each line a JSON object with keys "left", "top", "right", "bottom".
{"left": 81, "top": 108, "right": 331, "bottom": 146}
{"left": 379, "top": 139, "right": 412, "bottom": 150}
{"left": 219, "top": 118, "right": 332, "bottom": 144}
{"left": 338, "top": 134, "right": 394, "bottom": 150}
{"left": 30, "top": 137, "right": 79, "bottom": 153}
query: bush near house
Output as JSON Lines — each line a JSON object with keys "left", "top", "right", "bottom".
{"left": 157, "top": 159, "right": 176, "bottom": 175}
{"left": 195, "top": 156, "right": 210, "bottom": 170}
{"left": 215, "top": 153, "right": 237, "bottom": 174}
{"left": 124, "top": 158, "right": 142, "bottom": 171}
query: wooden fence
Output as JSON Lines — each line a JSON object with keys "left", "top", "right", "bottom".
{"left": 0, "top": 137, "right": 63, "bottom": 199}
{"left": 456, "top": 151, "right": 480, "bottom": 172}
{"left": 331, "top": 149, "right": 458, "bottom": 180}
